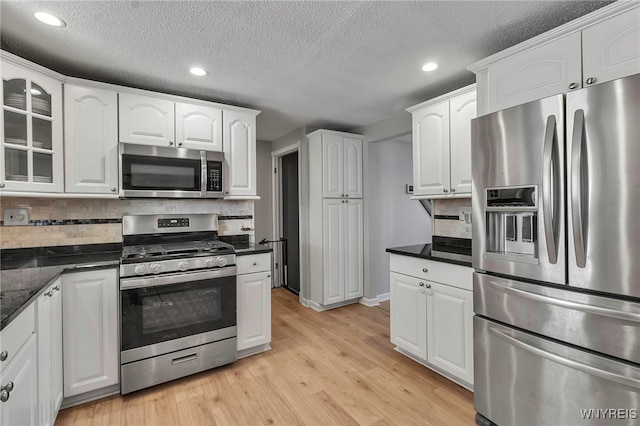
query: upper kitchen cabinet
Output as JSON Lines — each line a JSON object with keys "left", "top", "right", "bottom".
{"left": 119, "top": 93, "right": 224, "bottom": 151}
{"left": 223, "top": 109, "right": 258, "bottom": 198}
{"left": 118, "top": 93, "right": 175, "bottom": 147}
{"left": 309, "top": 130, "right": 363, "bottom": 199}
{"left": 1, "top": 57, "right": 63, "bottom": 193}
{"left": 175, "top": 103, "right": 222, "bottom": 151}
{"left": 407, "top": 85, "right": 476, "bottom": 199}
{"left": 64, "top": 83, "right": 119, "bottom": 195}
{"left": 469, "top": 3, "right": 640, "bottom": 115}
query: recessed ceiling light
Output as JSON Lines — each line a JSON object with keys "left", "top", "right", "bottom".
{"left": 34, "top": 12, "right": 66, "bottom": 27}
{"left": 422, "top": 62, "right": 438, "bottom": 72}
{"left": 190, "top": 67, "right": 208, "bottom": 77}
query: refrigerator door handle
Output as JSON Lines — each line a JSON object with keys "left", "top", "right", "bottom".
{"left": 542, "top": 114, "right": 558, "bottom": 264}
{"left": 571, "top": 109, "right": 587, "bottom": 268}
{"left": 488, "top": 280, "right": 640, "bottom": 323}
{"left": 489, "top": 326, "right": 640, "bottom": 390}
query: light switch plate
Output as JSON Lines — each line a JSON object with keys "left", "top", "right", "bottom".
{"left": 459, "top": 207, "right": 472, "bottom": 223}
{"left": 4, "top": 208, "right": 29, "bottom": 226}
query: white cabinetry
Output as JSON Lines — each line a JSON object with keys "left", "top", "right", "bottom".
{"left": 407, "top": 85, "right": 475, "bottom": 198}
{"left": 389, "top": 254, "right": 474, "bottom": 388}
{"left": 119, "top": 93, "right": 225, "bottom": 152}
{"left": 62, "top": 268, "right": 119, "bottom": 398}
{"left": 0, "top": 57, "right": 63, "bottom": 193}
{"left": 469, "top": 4, "right": 640, "bottom": 115}
{"left": 37, "top": 278, "right": 63, "bottom": 426}
{"left": 308, "top": 130, "right": 364, "bottom": 309}
{"left": 223, "top": 110, "right": 257, "bottom": 198}
{"left": 0, "top": 305, "right": 37, "bottom": 426}
{"left": 64, "top": 83, "right": 118, "bottom": 195}
{"left": 236, "top": 253, "right": 272, "bottom": 357}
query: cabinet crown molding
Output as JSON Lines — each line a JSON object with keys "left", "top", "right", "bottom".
{"left": 1, "top": 50, "right": 66, "bottom": 81}
{"left": 306, "top": 129, "right": 363, "bottom": 139}
{"left": 467, "top": 1, "right": 639, "bottom": 72}
{"left": 406, "top": 84, "right": 476, "bottom": 112}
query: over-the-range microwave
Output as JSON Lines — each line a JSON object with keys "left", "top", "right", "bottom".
{"left": 119, "top": 143, "right": 224, "bottom": 198}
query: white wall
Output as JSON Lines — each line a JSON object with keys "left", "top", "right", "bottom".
{"left": 254, "top": 140, "right": 273, "bottom": 243}
{"left": 367, "top": 138, "right": 431, "bottom": 299}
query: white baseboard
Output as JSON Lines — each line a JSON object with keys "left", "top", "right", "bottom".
{"left": 307, "top": 298, "right": 359, "bottom": 312}
{"left": 300, "top": 296, "right": 311, "bottom": 307}
{"left": 359, "top": 292, "right": 391, "bottom": 307}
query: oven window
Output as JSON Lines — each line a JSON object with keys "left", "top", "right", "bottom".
{"left": 121, "top": 275, "right": 236, "bottom": 351}
{"left": 122, "top": 154, "right": 201, "bottom": 191}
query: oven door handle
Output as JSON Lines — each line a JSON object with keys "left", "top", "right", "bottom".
{"left": 120, "top": 267, "right": 237, "bottom": 290}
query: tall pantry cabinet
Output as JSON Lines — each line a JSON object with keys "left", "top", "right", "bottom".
{"left": 307, "top": 130, "right": 364, "bottom": 309}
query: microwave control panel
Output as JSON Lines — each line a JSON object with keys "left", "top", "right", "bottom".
{"left": 207, "top": 161, "right": 223, "bottom": 192}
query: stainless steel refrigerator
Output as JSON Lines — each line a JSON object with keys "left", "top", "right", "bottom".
{"left": 471, "top": 73, "right": 640, "bottom": 426}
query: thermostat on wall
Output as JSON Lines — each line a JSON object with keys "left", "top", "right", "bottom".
{"left": 405, "top": 184, "right": 414, "bottom": 195}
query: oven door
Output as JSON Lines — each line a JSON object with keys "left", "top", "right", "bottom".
{"left": 119, "top": 143, "right": 205, "bottom": 198}
{"left": 120, "top": 267, "right": 236, "bottom": 364}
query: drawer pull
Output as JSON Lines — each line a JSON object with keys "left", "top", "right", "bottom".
{"left": 422, "top": 268, "right": 429, "bottom": 273}
{"left": 253, "top": 262, "right": 257, "bottom": 266}
{"left": 172, "top": 353, "right": 197, "bottom": 365}
{"left": 0, "top": 351, "right": 7, "bottom": 361}
{"left": 0, "top": 390, "right": 8, "bottom": 403}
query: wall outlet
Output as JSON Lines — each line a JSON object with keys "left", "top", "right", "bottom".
{"left": 459, "top": 207, "right": 472, "bottom": 224}
{"left": 4, "top": 208, "right": 30, "bottom": 226}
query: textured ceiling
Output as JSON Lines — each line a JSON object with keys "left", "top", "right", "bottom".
{"left": 0, "top": 1, "right": 611, "bottom": 141}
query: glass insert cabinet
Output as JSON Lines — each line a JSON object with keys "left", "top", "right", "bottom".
{"left": 1, "top": 61, "right": 63, "bottom": 192}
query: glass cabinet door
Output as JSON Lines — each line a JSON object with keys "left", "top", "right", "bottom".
{"left": 1, "top": 60, "right": 62, "bottom": 192}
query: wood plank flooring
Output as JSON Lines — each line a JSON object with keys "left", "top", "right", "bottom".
{"left": 56, "top": 289, "right": 474, "bottom": 425}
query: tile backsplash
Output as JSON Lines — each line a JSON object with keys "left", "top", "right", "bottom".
{"left": 433, "top": 198, "right": 472, "bottom": 239}
{"left": 0, "top": 197, "right": 254, "bottom": 249}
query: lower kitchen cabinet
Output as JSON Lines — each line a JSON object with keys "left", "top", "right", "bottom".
{"left": 0, "top": 305, "right": 38, "bottom": 426}
{"left": 37, "top": 278, "right": 63, "bottom": 426}
{"left": 236, "top": 253, "right": 272, "bottom": 356}
{"left": 62, "top": 268, "right": 119, "bottom": 398}
{"left": 389, "top": 254, "right": 474, "bottom": 388}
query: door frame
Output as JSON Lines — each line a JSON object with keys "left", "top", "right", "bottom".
{"left": 271, "top": 142, "right": 302, "bottom": 298}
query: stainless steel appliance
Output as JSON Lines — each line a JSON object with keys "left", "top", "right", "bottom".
{"left": 119, "top": 143, "right": 224, "bottom": 198}
{"left": 472, "top": 74, "right": 640, "bottom": 426}
{"left": 119, "top": 214, "right": 237, "bottom": 394}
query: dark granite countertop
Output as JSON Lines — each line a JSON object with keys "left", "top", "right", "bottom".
{"left": 219, "top": 236, "right": 273, "bottom": 256}
{"left": 1, "top": 244, "right": 121, "bottom": 331}
{"left": 386, "top": 236, "right": 472, "bottom": 267}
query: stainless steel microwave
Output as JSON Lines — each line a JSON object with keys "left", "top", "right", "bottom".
{"left": 119, "top": 143, "right": 224, "bottom": 198}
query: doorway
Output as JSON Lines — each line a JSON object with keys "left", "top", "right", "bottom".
{"left": 272, "top": 143, "right": 301, "bottom": 296}
{"left": 280, "top": 152, "right": 300, "bottom": 294}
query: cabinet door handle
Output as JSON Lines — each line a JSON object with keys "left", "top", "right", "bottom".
{"left": 426, "top": 283, "right": 431, "bottom": 289}
{"left": 568, "top": 82, "right": 579, "bottom": 90}
{"left": 585, "top": 77, "right": 597, "bottom": 85}
{"left": 1, "top": 382, "right": 13, "bottom": 392}
{"left": 0, "top": 351, "right": 7, "bottom": 361}
{"left": 53, "top": 285, "right": 60, "bottom": 291}
{"left": 45, "top": 290, "right": 53, "bottom": 297}
{"left": 443, "top": 188, "right": 449, "bottom": 193}
{"left": 178, "top": 142, "right": 183, "bottom": 147}
{"left": 169, "top": 141, "right": 174, "bottom": 146}
{"left": 419, "top": 282, "right": 425, "bottom": 287}
{"left": 422, "top": 268, "right": 429, "bottom": 273}
{"left": 0, "top": 183, "right": 5, "bottom": 189}
{"left": 253, "top": 262, "right": 257, "bottom": 266}
{"left": 267, "top": 275, "right": 271, "bottom": 278}
{"left": 111, "top": 187, "right": 117, "bottom": 192}
{"left": 0, "top": 390, "right": 8, "bottom": 403}
{"left": 450, "top": 188, "right": 455, "bottom": 192}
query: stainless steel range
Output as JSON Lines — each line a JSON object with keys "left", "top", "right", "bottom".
{"left": 119, "top": 214, "right": 237, "bottom": 394}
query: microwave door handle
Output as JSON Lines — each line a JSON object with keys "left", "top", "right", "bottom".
{"left": 542, "top": 114, "right": 558, "bottom": 264}
{"left": 201, "top": 151, "right": 207, "bottom": 198}
{"left": 571, "top": 109, "right": 587, "bottom": 268}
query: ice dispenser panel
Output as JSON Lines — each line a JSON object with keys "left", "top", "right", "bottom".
{"left": 485, "top": 186, "right": 538, "bottom": 263}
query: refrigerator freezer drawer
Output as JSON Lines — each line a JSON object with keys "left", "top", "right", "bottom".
{"left": 474, "top": 273, "right": 640, "bottom": 364}
{"left": 474, "top": 316, "right": 640, "bottom": 426}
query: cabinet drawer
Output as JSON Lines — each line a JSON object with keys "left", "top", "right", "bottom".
{"left": 237, "top": 253, "right": 271, "bottom": 275}
{"left": 390, "top": 254, "right": 472, "bottom": 291}
{"left": 0, "top": 304, "right": 35, "bottom": 372}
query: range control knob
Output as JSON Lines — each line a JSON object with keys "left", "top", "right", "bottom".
{"left": 150, "top": 263, "right": 163, "bottom": 274}
{"left": 203, "top": 258, "right": 215, "bottom": 268}
{"left": 134, "top": 264, "right": 147, "bottom": 275}
{"left": 179, "top": 261, "right": 189, "bottom": 271}
{"left": 215, "top": 256, "right": 228, "bottom": 267}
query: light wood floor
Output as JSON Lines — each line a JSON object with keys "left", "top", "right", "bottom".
{"left": 56, "top": 288, "right": 474, "bottom": 425}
